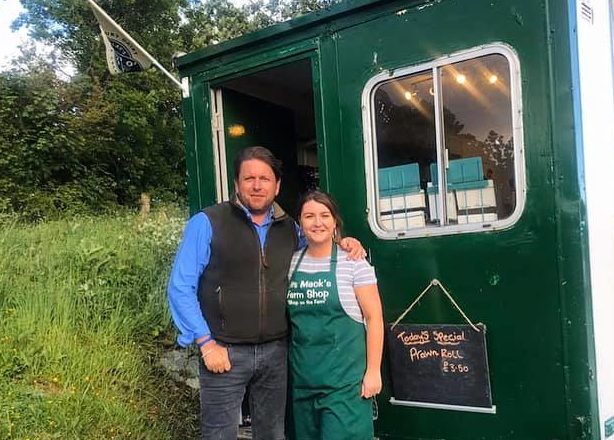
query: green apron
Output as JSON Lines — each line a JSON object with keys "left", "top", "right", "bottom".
{"left": 287, "top": 245, "right": 373, "bottom": 440}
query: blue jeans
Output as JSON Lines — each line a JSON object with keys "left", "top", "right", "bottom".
{"left": 199, "top": 338, "right": 287, "bottom": 440}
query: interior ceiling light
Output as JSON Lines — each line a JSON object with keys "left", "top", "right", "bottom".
{"left": 489, "top": 74, "right": 498, "bottom": 84}
{"left": 404, "top": 91, "right": 413, "bottom": 100}
{"left": 456, "top": 74, "right": 466, "bottom": 84}
{"left": 228, "top": 124, "right": 246, "bottom": 137}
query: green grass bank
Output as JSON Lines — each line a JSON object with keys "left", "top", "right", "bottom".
{"left": 0, "top": 208, "right": 199, "bottom": 439}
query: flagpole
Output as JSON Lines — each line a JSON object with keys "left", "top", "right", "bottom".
{"left": 87, "top": 0, "right": 188, "bottom": 95}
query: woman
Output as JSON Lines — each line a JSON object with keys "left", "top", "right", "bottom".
{"left": 287, "top": 190, "right": 384, "bottom": 440}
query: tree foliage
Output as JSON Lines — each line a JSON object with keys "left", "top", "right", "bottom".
{"left": 2, "top": 0, "right": 337, "bottom": 219}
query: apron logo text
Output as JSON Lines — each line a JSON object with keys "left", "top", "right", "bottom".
{"left": 287, "top": 277, "right": 331, "bottom": 306}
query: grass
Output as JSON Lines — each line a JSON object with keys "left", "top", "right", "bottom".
{"left": 0, "top": 207, "right": 200, "bottom": 439}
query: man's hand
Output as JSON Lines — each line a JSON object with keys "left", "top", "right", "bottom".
{"left": 200, "top": 340, "right": 231, "bottom": 373}
{"left": 339, "top": 236, "right": 367, "bottom": 260}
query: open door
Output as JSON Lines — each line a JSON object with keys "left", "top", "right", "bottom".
{"left": 211, "top": 58, "right": 319, "bottom": 216}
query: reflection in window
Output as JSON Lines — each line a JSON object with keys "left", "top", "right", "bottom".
{"left": 441, "top": 55, "right": 515, "bottom": 224}
{"left": 374, "top": 71, "right": 437, "bottom": 230}
{"left": 370, "top": 52, "right": 518, "bottom": 233}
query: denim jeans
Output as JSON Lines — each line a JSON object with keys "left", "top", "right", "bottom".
{"left": 199, "top": 338, "right": 287, "bottom": 440}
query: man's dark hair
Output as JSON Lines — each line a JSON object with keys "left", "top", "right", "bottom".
{"left": 233, "top": 146, "right": 283, "bottom": 181}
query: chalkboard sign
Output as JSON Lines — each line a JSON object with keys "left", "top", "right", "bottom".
{"left": 386, "top": 323, "right": 492, "bottom": 409}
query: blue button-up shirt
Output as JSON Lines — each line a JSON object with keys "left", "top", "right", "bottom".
{"left": 167, "top": 205, "right": 303, "bottom": 347}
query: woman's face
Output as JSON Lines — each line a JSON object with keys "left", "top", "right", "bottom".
{"left": 300, "top": 200, "right": 337, "bottom": 246}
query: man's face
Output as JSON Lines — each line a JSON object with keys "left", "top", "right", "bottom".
{"left": 235, "top": 159, "right": 280, "bottom": 216}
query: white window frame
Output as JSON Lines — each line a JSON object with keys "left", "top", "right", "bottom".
{"left": 361, "top": 43, "right": 526, "bottom": 240}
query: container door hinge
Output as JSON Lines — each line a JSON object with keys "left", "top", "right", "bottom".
{"left": 212, "top": 112, "right": 223, "bottom": 133}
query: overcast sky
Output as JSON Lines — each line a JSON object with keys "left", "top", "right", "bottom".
{"left": 0, "top": 0, "right": 250, "bottom": 71}
{"left": 0, "top": 0, "right": 29, "bottom": 69}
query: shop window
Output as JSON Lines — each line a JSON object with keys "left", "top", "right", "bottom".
{"left": 364, "top": 46, "right": 523, "bottom": 238}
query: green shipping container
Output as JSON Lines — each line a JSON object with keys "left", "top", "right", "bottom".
{"left": 175, "top": 0, "right": 614, "bottom": 438}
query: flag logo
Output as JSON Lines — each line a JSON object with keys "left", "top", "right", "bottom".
{"left": 100, "top": 30, "right": 152, "bottom": 74}
{"left": 90, "top": 4, "right": 152, "bottom": 75}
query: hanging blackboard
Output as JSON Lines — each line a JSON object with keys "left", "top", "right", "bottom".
{"left": 386, "top": 323, "right": 493, "bottom": 409}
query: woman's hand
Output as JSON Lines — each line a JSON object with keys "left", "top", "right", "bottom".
{"left": 361, "top": 368, "right": 382, "bottom": 398}
{"left": 201, "top": 341, "right": 231, "bottom": 373}
{"left": 338, "top": 236, "right": 367, "bottom": 260}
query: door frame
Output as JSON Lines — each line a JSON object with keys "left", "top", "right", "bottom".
{"left": 208, "top": 45, "right": 324, "bottom": 203}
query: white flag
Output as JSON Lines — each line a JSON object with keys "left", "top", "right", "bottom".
{"left": 89, "top": 2, "right": 152, "bottom": 74}
{"left": 87, "top": 0, "right": 188, "bottom": 95}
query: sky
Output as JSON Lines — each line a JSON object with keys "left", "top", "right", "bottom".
{"left": 0, "top": 0, "right": 250, "bottom": 72}
{"left": 0, "top": 0, "right": 30, "bottom": 70}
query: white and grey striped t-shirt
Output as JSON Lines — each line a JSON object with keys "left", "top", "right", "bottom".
{"left": 288, "top": 246, "right": 377, "bottom": 323}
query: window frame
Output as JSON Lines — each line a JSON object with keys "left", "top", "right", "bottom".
{"left": 361, "top": 43, "right": 526, "bottom": 240}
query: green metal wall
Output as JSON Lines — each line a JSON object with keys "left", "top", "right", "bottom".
{"left": 178, "top": 0, "right": 599, "bottom": 438}
{"left": 329, "top": 1, "right": 593, "bottom": 438}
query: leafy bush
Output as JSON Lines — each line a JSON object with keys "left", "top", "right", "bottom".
{"left": 0, "top": 61, "right": 186, "bottom": 221}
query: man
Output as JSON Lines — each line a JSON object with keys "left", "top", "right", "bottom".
{"left": 168, "top": 146, "right": 364, "bottom": 440}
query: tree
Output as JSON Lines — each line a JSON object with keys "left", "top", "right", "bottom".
{"left": 0, "top": 50, "right": 119, "bottom": 218}
{"left": 7, "top": 0, "right": 192, "bottom": 215}
{"left": 4, "top": 0, "right": 338, "bottom": 218}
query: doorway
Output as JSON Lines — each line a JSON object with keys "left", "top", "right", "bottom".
{"left": 212, "top": 58, "right": 319, "bottom": 217}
